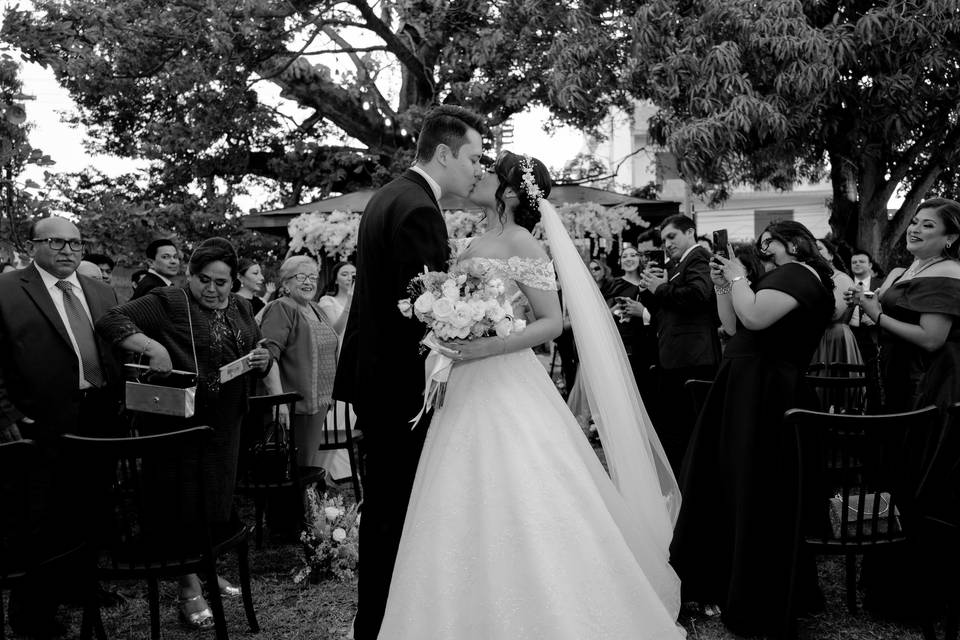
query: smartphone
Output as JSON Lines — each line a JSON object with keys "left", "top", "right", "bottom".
{"left": 712, "top": 229, "right": 729, "bottom": 259}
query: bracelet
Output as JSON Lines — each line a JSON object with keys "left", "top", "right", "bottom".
{"left": 714, "top": 284, "right": 732, "bottom": 296}
{"left": 730, "top": 275, "right": 746, "bottom": 285}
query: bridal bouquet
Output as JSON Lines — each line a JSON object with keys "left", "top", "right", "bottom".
{"left": 293, "top": 488, "right": 360, "bottom": 584}
{"left": 397, "top": 265, "right": 526, "bottom": 340}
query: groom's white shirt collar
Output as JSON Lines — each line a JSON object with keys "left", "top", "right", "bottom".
{"left": 410, "top": 165, "right": 442, "bottom": 203}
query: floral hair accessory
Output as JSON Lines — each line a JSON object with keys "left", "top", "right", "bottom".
{"left": 518, "top": 154, "right": 543, "bottom": 210}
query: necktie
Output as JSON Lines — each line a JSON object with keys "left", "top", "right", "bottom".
{"left": 55, "top": 280, "right": 105, "bottom": 387}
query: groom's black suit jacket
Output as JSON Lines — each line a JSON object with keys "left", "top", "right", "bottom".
{"left": 333, "top": 170, "right": 450, "bottom": 431}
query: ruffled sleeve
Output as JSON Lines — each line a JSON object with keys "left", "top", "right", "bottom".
{"left": 505, "top": 257, "right": 558, "bottom": 291}
{"left": 895, "top": 277, "right": 960, "bottom": 317}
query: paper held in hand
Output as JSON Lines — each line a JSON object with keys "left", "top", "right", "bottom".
{"left": 220, "top": 355, "right": 253, "bottom": 384}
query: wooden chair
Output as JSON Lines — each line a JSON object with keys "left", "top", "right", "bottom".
{"left": 0, "top": 439, "right": 105, "bottom": 640}
{"left": 63, "top": 426, "right": 259, "bottom": 640}
{"left": 318, "top": 400, "right": 364, "bottom": 504}
{"left": 782, "top": 405, "right": 940, "bottom": 637}
{"left": 805, "top": 362, "right": 869, "bottom": 415}
{"left": 236, "top": 392, "right": 326, "bottom": 548}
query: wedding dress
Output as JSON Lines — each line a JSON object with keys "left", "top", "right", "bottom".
{"left": 377, "top": 210, "right": 684, "bottom": 639}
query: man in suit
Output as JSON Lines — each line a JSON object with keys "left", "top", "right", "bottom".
{"left": 334, "top": 105, "right": 486, "bottom": 640}
{"left": 0, "top": 216, "right": 124, "bottom": 637}
{"left": 849, "top": 249, "right": 882, "bottom": 412}
{"left": 130, "top": 238, "right": 180, "bottom": 299}
{"left": 640, "top": 214, "right": 720, "bottom": 474}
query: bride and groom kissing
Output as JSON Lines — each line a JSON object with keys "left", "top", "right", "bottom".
{"left": 334, "top": 106, "right": 684, "bottom": 639}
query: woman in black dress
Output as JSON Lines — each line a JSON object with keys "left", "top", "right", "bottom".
{"left": 670, "top": 221, "right": 834, "bottom": 636}
{"left": 849, "top": 198, "right": 960, "bottom": 622}
{"left": 608, "top": 246, "right": 656, "bottom": 402}
{"left": 98, "top": 238, "right": 272, "bottom": 629}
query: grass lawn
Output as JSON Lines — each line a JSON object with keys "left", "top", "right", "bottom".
{"left": 31, "top": 478, "right": 928, "bottom": 640}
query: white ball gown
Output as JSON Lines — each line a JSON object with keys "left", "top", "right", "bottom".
{"left": 377, "top": 255, "right": 685, "bottom": 640}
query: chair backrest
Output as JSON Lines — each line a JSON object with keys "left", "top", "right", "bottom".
{"left": 240, "top": 392, "right": 302, "bottom": 486}
{"left": 804, "top": 370, "right": 868, "bottom": 415}
{"left": 318, "top": 401, "right": 354, "bottom": 449}
{"left": 0, "top": 439, "right": 41, "bottom": 580}
{"left": 684, "top": 379, "right": 712, "bottom": 422}
{"left": 61, "top": 426, "right": 214, "bottom": 574}
{"left": 785, "top": 405, "right": 940, "bottom": 548}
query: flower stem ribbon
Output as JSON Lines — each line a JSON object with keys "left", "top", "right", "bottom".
{"left": 409, "top": 332, "right": 454, "bottom": 428}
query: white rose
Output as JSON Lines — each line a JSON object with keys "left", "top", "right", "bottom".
{"left": 502, "top": 301, "right": 514, "bottom": 318}
{"left": 323, "top": 506, "right": 340, "bottom": 522}
{"left": 456, "top": 274, "right": 468, "bottom": 285}
{"left": 494, "top": 317, "right": 513, "bottom": 337}
{"left": 453, "top": 325, "right": 471, "bottom": 339}
{"left": 513, "top": 318, "right": 527, "bottom": 333}
{"left": 414, "top": 291, "right": 436, "bottom": 314}
{"left": 431, "top": 297, "right": 455, "bottom": 321}
{"left": 332, "top": 527, "right": 347, "bottom": 542}
{"left": 397, "top": 299, "right": 413, "bottom": 318}
{"left": 441, "top": 279, "right": 460, "bottom": 300}
{"left": 468, "top": 300, "right": 487, "bottom": 322}
{"left": 484, "top": 278, "right": 505, "bottom": 297}
{"left": 486, "top": 301, "right": 507, "bottom": 322}
{"left": 451, "top": 302, "right": 473, "bottom": 329}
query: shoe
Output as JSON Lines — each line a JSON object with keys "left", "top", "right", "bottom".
{"left": 218, "top": 579, "right": 241, "bottom": 598}
{"left": 178, "top": 594, "right": 214, "bottom": 630}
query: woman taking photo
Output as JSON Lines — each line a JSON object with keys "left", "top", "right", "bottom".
{"left": 98, "top": 237, "right": 272, "bottom": 629}
{"left": 608, "top": 246, "right": 654, "bottom": 400}
{"left": 671, "top": 221, "right": 834, "bottom": 637}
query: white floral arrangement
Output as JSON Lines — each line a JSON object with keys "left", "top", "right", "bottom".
{"left": 533, "top": 202, "right": 649, "bottom": 242}
{"left": 287, "top": 210, "right": 361, "bottom": 259}
{"left": 293, "top": 489, "right": 360, "bottom": 584}
{"left": 443, "top": 209, "right": 485, "bottom": 239}
{"left": 397, "top": 262, "right": 526, "bottom": 341}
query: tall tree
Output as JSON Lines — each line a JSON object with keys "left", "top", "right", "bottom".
{"left": 549, "top": 0, "right": 960, "bottom": 267}
{"left": 2, "top": 0, "right": 605, "bottom": 208}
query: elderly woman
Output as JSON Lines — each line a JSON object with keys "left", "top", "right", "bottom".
{"left": 97, "top": 237, "right": 271, "bottom": 630}
{"left": 260, "top": 256, "right": 339, "bottom": 474}
{"left": 671, "top": 221, "right": 834, "bottom": 637}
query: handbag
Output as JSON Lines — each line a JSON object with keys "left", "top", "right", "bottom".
{"left": 124, "top": 290, "right": 199, "bottom": 418}
{"left": 250, "top": 417, "right": 290, "bottom": 484}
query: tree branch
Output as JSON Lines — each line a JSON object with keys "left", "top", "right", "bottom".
{"left": 556, "top": 147, "right": 646, "bottom": 186}
{"left": 320, "top": 25, "right": 396, "bottom": 119}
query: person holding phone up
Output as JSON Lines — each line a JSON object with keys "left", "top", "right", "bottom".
{"left": 638, "top": 215, "right": 721, "bottom": 474}
{"left": 607, "top": 246, "right": 656, "bottom": 402}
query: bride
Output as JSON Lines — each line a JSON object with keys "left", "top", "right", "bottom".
{"left": 377, "top": 151, "right": 684, "bottom": 639}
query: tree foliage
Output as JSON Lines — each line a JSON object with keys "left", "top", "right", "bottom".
{"left": 549, "top": 0, "right": 960, "bottom": 267}
{"left": 2, "top": 0, "right": 609, "bottom": 205}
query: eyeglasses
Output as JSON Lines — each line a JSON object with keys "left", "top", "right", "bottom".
{"left": 289, "top": 273, "right": 319, "bottom": 283}
{"left": 759, "top": 237, "right": 775, "bottom": 252}
{"left": 32, "top": 237, "right": 84, "bottom": 252}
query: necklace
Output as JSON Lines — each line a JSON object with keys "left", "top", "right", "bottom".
{"left": 903, "top": 256, "right": 945, "bottom": 280}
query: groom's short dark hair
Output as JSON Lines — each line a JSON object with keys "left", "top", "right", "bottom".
{"left": 416, "top": 106, "right": 486, "bottom": 162}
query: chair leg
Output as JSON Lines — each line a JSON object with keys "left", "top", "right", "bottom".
{"left": 203, "top": 561, "right": 229, "bottom": 640}
{"left": 254, "top": 494, "right": 266, "bottom": 550}
{"left": 845, "top": 554, "right": 858, "bottom": 613}
{"left": 147, "top": 577, "right": 160, "bottom": 640}
{"left": 237, "top": 542, "right": 260, "bottom": 633}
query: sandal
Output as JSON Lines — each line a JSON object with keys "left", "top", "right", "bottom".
{"left": 178, "top": 594, "right": 214, "bottom": 630}
{"left": 218, "top": 577, "right": 241, "bottom": 598}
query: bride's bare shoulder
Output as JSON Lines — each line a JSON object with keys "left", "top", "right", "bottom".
{"left": 505, "top": 227, "right": 548, "bottom": 261}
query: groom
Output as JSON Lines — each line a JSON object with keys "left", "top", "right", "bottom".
{"left": 334, "top": 105, "right": 486, "bottom": 640}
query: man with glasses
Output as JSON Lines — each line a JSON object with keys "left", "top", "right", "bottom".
{"left": 0, "top": 216, "right": 123, "bottom": 636}
{"left": 131, "top": 238, "right": 180, "bottom": 299}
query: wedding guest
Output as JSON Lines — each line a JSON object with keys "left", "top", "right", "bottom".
{"left": 77, "top": 260, "right": 105, "bottom": 281}
{"left": 811, "top": 239, "right": 863, "bottom": 407}
{"left": 234, "top": 258, "right": 266, "bottom": 316}
{"left": 317, "top": 261, "right": 355, "bottom": 339}
{"left": 848, "top": 249, "right": 882, "bottom": 410}
{"left": 130, "top": 238, "right": 180, "bottom": 299}
{"left": 671, "top": 220, "right": 834, "bottom": 637}
{"left": 260, "top": 256, "right": 339, "bottom": 474}
{"left": 696, "top": 235, "right": 714, "bottom": 254}
{"left": 84, "top": 252, "right": 115, "bottom": 285}
{"left": 849, "top": 198, "right": 960, "bottom": 622}
{"left": 639, "top": 214, "right": 720, "bottom": 473}
{"left": 608, "top": 246, "right": 656, "bottom": 401}
{"left": 0, "top": 217, "right": 124, "bottom": 637}
{"left": 588, "top": 257, "right": 614, "bottom": 298}
{"left": 97, "top": 236, "right": 271, "bottom": 630}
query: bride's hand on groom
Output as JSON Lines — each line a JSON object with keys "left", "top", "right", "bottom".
{"left": 441, "top": 336, "right": 506, "bottom": 362}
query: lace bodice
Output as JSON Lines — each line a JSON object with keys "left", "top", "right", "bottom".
{"left": 459, "top": 256, "right": 558, "bottom": 291}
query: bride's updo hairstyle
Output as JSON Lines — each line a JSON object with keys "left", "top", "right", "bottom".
{"left": 494, "top": 151, "right": 552, "bottom": 232}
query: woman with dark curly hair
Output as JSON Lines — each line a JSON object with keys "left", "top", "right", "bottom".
{"left": 670, "top": 220, "right": 835, "bottom": 637}
{"left": 377, "top": 150, "right": 683, "bottom": 638}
